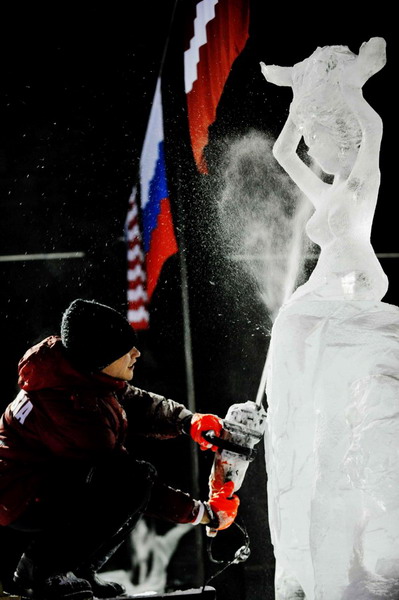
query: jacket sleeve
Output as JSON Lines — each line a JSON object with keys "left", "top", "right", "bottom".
{"left": 120, "top": 385, "right": 193, "bottom": 439}
{"left": 145, "top": 480, "right": 200, "bottom": 524}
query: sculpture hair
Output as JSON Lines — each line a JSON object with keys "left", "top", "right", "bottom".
{"left": 290, "top": 45, "right": 363, "bottom": 151}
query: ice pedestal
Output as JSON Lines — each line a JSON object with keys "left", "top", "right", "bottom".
{"left": 265, "top": 298, "right": 399, "bottom": 599}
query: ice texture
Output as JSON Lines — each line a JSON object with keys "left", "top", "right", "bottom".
{"left": 266, "top": 300, "right": 399, "bottom": 599}
{"left": 261, "top": 39, "right": 399, "bottom": 599}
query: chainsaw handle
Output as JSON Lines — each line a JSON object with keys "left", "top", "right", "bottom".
{"left": 202, "top": 429, "right": 257, "bottom": 459}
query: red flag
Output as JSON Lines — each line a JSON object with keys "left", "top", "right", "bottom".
{"left": 184, "top": 0, "right": 250, "bottom": 173}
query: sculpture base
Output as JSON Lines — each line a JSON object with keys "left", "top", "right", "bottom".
{"left": 266, "top": 299, "right": 399, "bottom": 599}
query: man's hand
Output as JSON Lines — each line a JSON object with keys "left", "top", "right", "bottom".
{"left": 190, "top": 413, "right": 223, "bottom": 451}
{"left": 206, "top": 481, "right": 240, "bottom": 531}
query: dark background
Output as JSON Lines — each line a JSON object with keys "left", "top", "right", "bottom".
{"left": 0, "top": 3, "right": 397, "bottom": 599}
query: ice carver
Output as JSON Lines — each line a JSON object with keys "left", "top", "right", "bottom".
{"left": 0, "top": 299, "right": 239, "bottom": 600}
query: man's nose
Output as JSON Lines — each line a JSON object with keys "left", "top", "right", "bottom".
{"left": 131, "top": 347, "right": 141, "bottom": 358}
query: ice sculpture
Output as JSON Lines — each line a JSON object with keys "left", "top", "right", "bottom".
{"left": 260, "top": 38, "right": 399, "bottom": 599}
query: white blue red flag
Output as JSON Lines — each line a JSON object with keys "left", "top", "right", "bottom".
{"left": 126, "top": 77, "right": 178, "bottom": 328}
{"left": 140, "top": 77, "right": 178, "bottom": 301}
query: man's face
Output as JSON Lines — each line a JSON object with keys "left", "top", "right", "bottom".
{"left": 101, "top": 347, "right": 141, "bottom": 381}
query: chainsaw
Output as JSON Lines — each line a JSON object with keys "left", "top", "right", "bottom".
{"left": 202, "top": 400, "right": 267, "bottom": 538}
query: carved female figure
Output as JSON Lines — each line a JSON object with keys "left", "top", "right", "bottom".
{"left": 261, "top": 39, "right": 399, "bottom": 599}
{"left": 262, "top": 37, "right": 388, "bottom": 303}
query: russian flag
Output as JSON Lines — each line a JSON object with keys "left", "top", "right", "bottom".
{"left": 140, "top": 77, "right": 178, "bottom": 301}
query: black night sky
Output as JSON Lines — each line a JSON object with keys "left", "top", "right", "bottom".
{"left": 0, "top": 3, "right": 397, "bottom": 599}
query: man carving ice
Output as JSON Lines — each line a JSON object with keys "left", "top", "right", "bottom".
{"left": 0, "top": 298, "right": 239, "bottom": 600}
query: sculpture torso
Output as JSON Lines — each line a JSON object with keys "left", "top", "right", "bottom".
{"left": 293, "top": 175, "right": 389, "bottom": 303}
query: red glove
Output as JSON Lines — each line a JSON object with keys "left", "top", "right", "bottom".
{"left": 190, "top": 413, "right": 223, "bottom": 451}
{"left": 207, "top": 481, "right": 240, "bottom": 531}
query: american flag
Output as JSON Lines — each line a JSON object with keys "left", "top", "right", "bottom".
{"left": 126, "top": 186, "right": 149, "bottom": 329}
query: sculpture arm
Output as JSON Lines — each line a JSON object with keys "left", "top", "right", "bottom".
{"left": 340, "top": 82, "right": 383, "bottom": 182}
{"left": 273, "top": 114, "right": 329, "bottom": 207}
{"left": 339, "top": 37, "right": 385, "bottom": 184}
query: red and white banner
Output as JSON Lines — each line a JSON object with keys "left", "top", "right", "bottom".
{"left": 184, "top": 0, "right": 250, "bottom": 173}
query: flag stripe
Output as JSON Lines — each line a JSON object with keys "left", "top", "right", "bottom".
{"left": 142, "top": 141, "right": 169, "bottom": 253}
{"left": 184, "top": 0, "right": 218, "bottom": 94}
{"left": 127, "top": 307, "right": 150, "bottom": 330}
{"left": 127, "top": 285, "right": 147, "bottom": 301}
{"left": 140, "top": 79, "right": 164, "bottom": 210}
{"left": 145, "top": 197, "right": 178, "bottom": 299}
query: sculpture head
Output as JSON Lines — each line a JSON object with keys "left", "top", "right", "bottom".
{"left": 290, "top": 45, "right": 362, "bottom": 175}
{"left": 261, "top": 38, "right": 387, "bottom": 176}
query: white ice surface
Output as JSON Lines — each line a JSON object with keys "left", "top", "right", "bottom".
{"left": 261, "top": 38, "right": 399, "bottom": 599}
{"left": 265, "top": 300, "right": 399, "bottom": 599}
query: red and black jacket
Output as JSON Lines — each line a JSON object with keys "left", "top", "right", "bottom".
{"left": 0, "top": 336, "right": 195, "bottom": 526}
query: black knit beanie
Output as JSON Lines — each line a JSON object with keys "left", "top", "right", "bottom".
{"left": 61, "top": 299, "right": 138, "bottom": 370}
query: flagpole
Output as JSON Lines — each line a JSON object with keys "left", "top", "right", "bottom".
{"left": 176, "top": 207, "right": 205, "bottom": 588}
{"left": 154, "top": 0, "right": 205, "bottom": 586}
